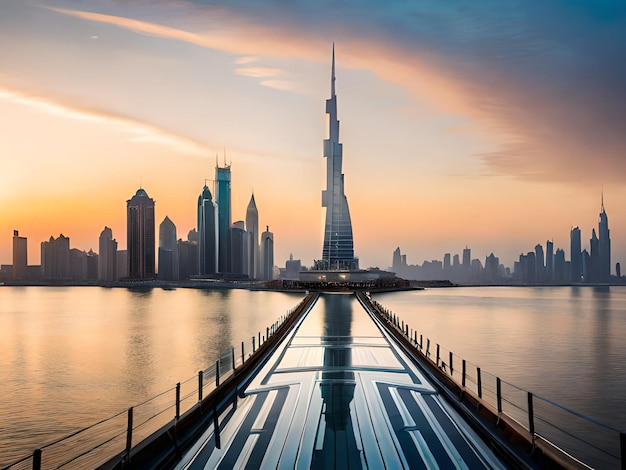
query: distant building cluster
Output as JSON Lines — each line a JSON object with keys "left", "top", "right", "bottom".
{"left": 392, "top": 197, "right": 621, "bottom": 285}
{"left": 3, "top": 162, "right": 275, "bottom": 284}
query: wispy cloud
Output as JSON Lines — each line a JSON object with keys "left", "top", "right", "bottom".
{"left": 259, "top": 80, "right": 296, "bottom": 92}
{"left": 234, "top": 56, "right": 257, "bottom": 65}
{"left": 0, "top": 85, "right": 208, "bottom": 156}
{"left": 235, "top": 67, "right": 282, "bottom": 78}
{"left": 44, "top": 1, "right": 626, "bottom": 183}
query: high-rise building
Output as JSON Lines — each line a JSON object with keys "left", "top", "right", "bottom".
{"left": 392, "top": 247, "right": 401, "bottom": 273}
{"left": 246, "top": 194, "right": 259, "bottom": 279}
{"left": 158, "top": 216, "right": 178, "bottom": 281}
{"left": 178, "top": 230, "right": 199, "bottom": 281}
{"left": 554, "top": 248, "right": 566, "bottom": 283}
{"left": 41, "top": 234, "right": 70, "bottom": 280}
{"left": 535, "top": 243, "right": 545, "bottom": 283}
{"left": 116, "top": 250, "right": 128, "bottom": 280}
{"left": 321, "top": 45, "right": 358, "bottom": 271}
{"left": 598, "top": 195, "right": 611, "bottom": 282}
{"left": 198, "top": 184, "right": 217, "bottom": 276}
{"left": 545, "top": 240, "right": 554, "bottom": 283}
{"left": 127, "top": 188, "right": 156, "bottom": 280}
{"left": 98, "top": 226, "right": 117, "bottom": 282}
{"left": 216, "top": 162, "right": 232, "bottom": 274}
{"left": 12, "top": 230, "right": 27, "bottom": 280}
{"left": 570, "top": 226, "right": 582, "bottom": 283}
{"left": 230, "top": 221, "right": 246, "bottom": 276}
{"left": 260, "top": 225, "right": 274, "bottom": 281}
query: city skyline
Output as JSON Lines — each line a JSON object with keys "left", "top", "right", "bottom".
{"left": 2, "top": 1, "right": 626, "bottom": 269}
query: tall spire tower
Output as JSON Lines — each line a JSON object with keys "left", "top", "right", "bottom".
{"left": 321, "top": 44, "right": 358, "bottom": 270}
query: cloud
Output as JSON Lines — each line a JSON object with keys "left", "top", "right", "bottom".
{"left": 234, "top": 56, "right": 257, "bottom": 64}
{"left": 0, "top": 85, "right": 209, "bottom": 156}
{"left": 45, "top": 1, "right": 626, "bottom": 183}
{"left": 259, "top": 80, "right": 296, "bottom": 92}
{"left": 235, "top": 67, "right": 282, "bottom": 78}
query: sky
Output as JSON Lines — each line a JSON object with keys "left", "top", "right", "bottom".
{"left": 1, "top": 0, "right": 626, "bottom": 271}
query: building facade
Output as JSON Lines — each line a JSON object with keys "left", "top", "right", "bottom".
{"left": 321, "top": 45, "right": 358, "bottom": 271}
{"left": 246, "top": 194, "right": 259, "bottom": 279}
{"left": 260, "top": 225, "right": 274, "bottom": 281}
{"left": 158, "top": 216, "right": 179, "bottom": 281}
{"left": 127, "top": 188, "right": 156, "bottom": 280}
{"left": 216, "top": 163, "right": 232, "bottom": 274}
{"left": 198, "top": 185, "right": 217, "bottom": 276}
{"left": 12, "top": 230, "right": 27, "bottom": 280}
{"left": 98, "top": 226, "right": 117, "bottom": 282}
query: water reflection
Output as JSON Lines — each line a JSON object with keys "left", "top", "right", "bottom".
{"left": 312, "top": 294, "right": 361, "bottom": 468}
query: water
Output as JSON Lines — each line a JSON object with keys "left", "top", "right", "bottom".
{"left": 374, "top": 286, "right": 626, "bottom": 467}
{"left": 0, "top": 286, "right": 303, "bottom": 466}
{"left": 1, "top": 286, "right": 625, "bottom": 467}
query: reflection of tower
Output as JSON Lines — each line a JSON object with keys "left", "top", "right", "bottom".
{"left": 198, "top": 184, "right": 217, "bottom": 275}
{"left": 127, "top": 188, "right": 156, "bottom": 280}
{"left": 321, "top": 45, "right": 357, "bottom": 271}
{"left": 246, "top": 194, "right": 259, "bottom": 279}
{"left": 216, "top": 162, "right": 232, "bottom": 273}
{"left": 311, "top": 294, "right": 360, "bottom": 466}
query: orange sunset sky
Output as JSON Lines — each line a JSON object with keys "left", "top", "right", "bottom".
{"left": 1, "top": 1, "right": 625, "bottom": 271}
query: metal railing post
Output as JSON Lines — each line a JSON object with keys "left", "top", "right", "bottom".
{"left": 241, "top": 341, "right": 245, "bottom": 365}
{"left": 258, "top": 332, "right": 261, "bottom": 347}
{"left": 449, "top": 352, "right": 454, "bottom": 375}
{"left": 33, "top": 449, "right": 42, "bottom": 470}
{"left": 126, "top": 407, "right": 133, "bottom": 456}
{"left": 231, "top": 347, "right": 235, "bottom": 371}
{"left": 198, "top": 371, "right": 203, "bottom": 402}
{"left": 496, "top": 378, "right": 502, "bottom": 413}
{"left": 175, "top": 383, "right": 181, "bottom": 419}
{"left": 477, "top": 367, "right": 482, "bottom": 398}
{"left": 426, "top": 339, "right": 430, "bottom": 357}
{"left": 436, "top": 344, "right": 440, "bottom": 366}
{"left": 216, "top": 360, "right": 220, "bottom": 387}
{"left": 420, "top": 334, "right": 423, "bottom": 350}
{"left": 620, "top": 432, "right": 626, "bottom": 470}
{"left": 252, "top": 336, "right": 256, "bottom": 353}
{"left": 528, "top": 392, "right": 535, "bottom": 438}
{"left": 462, "top": 359, "right": 466, "bottom": 387}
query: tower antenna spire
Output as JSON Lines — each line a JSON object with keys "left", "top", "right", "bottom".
{"left": 331, "top": 42, "right": 336, "bottom": 97}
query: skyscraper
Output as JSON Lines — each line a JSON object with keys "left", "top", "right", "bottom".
{"left": 41, "top": 234, "right": 70, "bottom": 280}
{"left": 127, "top": 188, "right": 156, "bottom": 280}
{"left": 545, "top": 240, "right": 554, "bottom": 283}
{"left": 535, "top": 243, "right": 545, "bottom": 283}
{"left": 158, "top": 216, "right": 178, "bottom": 281}
{"left": 230, "top": 221, "right": 246, "bottom": 276}
{"left": 198, "top": 184, "right": 217, "bottom": 276}
{"left": 98, "top": 226, "right": 117, "bottom": 282}
{"left": 321, "top": 45, "right": 358, "bottom": 270}
{"left": 260, "top": 225, "right": 274, "bottom": 281}
{"left": 12, "top": 230, "right": 27, "bottom": 280}
{"left": 570, "top": 226, "right": 582, "bottom": 283}
{"left": 246, "top": 193, "right": 259, "bottom": 279}
{"left": 598, "top": 195, "right": 611, "bottom": 282}
{"left": 216, "top": 162, "right": 232, "bottom": 273}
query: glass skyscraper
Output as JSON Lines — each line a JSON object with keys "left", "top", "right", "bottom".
{"left": 126, "top": 188, "right": 155, "bottom": 280}
{"left": 198, "top": 184, "right": 217, "bottom": 275}
{"left": 216, "top": 163, "right": 232, "bottom": 273}
{"left": 321, "top": 45, "right": 358, "bottom": 270}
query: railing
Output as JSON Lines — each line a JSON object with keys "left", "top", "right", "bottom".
{"left": 1, "top": 303, "right": 304, "bottom": 470}
{"left": 362, "top": 293, "right": 626, "bottom": 470}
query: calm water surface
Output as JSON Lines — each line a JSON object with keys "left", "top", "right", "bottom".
{"left": 0, "top": 286, "right": 303, "bottom": 465}
{"left": 374, "top": 286, "right": 626, "bottom": 430}
{"left": 1, "top": 285, "right": 625, "bottom": 466}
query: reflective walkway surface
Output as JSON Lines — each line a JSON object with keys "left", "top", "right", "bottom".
{"left": 175, "top": 293, "right": 505, "bottom": 469}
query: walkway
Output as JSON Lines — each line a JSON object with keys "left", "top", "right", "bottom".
{"left": 175, "top": 293, "right": 505, "bottom": 469}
